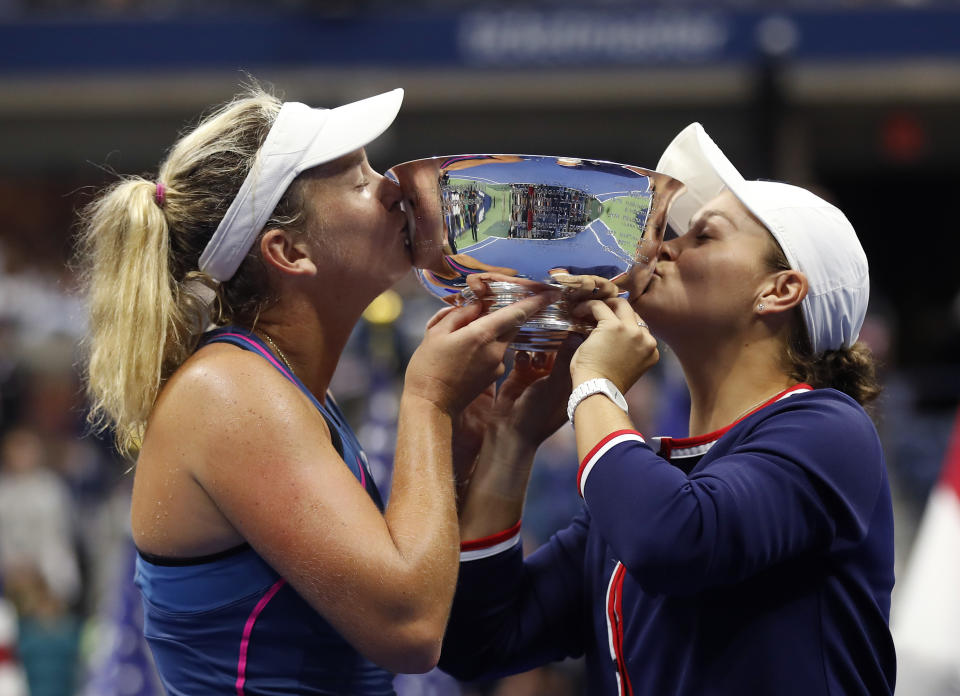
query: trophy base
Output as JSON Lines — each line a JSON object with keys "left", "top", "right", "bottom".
{"left": 459, "top": 281, "right": 591, "bottom": 352}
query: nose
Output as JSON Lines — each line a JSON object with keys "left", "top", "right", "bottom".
{"left": 376, "top": 171, "right": 403, "bottom": 211}
{"left": 659, "top": 237, "right": 679, "bottom": 262}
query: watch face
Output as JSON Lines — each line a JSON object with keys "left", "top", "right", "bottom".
{"left": 604, "top": 381, "right": 628, "bottom": 410}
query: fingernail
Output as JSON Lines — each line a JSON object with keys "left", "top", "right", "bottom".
{"left": 550, "top": 272, "right": 581, "bottom": 287}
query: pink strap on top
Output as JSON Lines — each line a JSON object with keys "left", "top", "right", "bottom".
{"left": 217, "top": 333, "right": 297, "bottom": 385}
{"left": 235, "top": 578, "right": 286, "bottom": 695}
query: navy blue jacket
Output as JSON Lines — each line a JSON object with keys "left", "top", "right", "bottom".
{"left": 440, "top": 386, "right": 896, "bottom": 695}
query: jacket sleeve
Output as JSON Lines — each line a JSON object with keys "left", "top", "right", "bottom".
{"left": 438, "top": 512, "right": 589, "bottom": 681}
{"left": 578, "top": 391, "right": 885, "bottom": 596}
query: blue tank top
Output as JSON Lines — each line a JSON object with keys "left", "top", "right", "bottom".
{"left": 134, "top": 326, "right": 394, "bottom": 695}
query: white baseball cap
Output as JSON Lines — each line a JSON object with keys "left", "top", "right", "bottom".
{"left": 656, "top": 122, "right": 869, "bottom": 353}
{"left": 199, "top": 88, "right": 404, "bottom": 283}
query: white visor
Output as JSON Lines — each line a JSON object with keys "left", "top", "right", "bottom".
{"left": 199, "top": 88, "right": 404, "bottom": 283}
{"left": 656, "top": 122, "right": 869, "bottom": 353}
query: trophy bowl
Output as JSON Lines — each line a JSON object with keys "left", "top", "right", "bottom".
{"left": 386, "top": 154, "right": 684, "bottom": 351}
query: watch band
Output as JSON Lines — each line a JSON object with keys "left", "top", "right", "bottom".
{"left": 567, "top": 378, "right": 629, "bottom": 426}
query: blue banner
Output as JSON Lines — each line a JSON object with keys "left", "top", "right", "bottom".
{"left": 1, "top": 8, "right": 959, "bottom": 74}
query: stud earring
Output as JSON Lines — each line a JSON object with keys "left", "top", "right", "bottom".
{"left": 757, "top": 303, "right": 765, "bottom": 312}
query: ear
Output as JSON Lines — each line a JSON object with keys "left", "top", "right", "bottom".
{"left": 259, "top": 228, "right": 317, "bottom": 277}
{"left": 756, "top": 269, "right": 808, "bottom": 315}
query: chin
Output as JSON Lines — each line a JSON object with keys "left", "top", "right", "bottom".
{"left": 382, "top": 264, "right": 411, "bottom": 289}
{"left": 630, "top": 299, "right": 675, "bottom": 334}
{"left": 630, "top": 292, "right": 659, "bottom": 315}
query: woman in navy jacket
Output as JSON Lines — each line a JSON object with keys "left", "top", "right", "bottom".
{"left": 439, "top": 123, "right": 896, "bottom": 695}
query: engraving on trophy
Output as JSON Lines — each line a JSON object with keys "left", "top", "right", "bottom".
{"left": 388, "top": 155, "right": 683, "bottom": 350}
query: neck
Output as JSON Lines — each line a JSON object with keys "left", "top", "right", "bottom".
{"left": 253, "top": 290, "right": 363, "bottom": 402}
{"left": 673, "top": 333, "right": 795, "bottom": 437}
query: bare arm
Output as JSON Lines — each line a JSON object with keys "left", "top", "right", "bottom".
{"left": 172, "top": 293, "right": 556, "bottom": 674}
{"left": 456, "top": 346, "right": 574, "bottom": 542}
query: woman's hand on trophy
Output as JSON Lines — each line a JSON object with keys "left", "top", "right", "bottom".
{"left": 549, "top": 271, "right": 620, "bottom": 304}
{"left": 405, "top": 287, "right": 561, "bottom": 417}
{"left": 451, "top": 330, "right": 573, "bottom": 462}
{"left": 493, "top": 341, "right": 575, "bottom": 447}
{"left": 451, "top": 340, "right": 574, "bottom": 507}
{"left": 464, "top": 271, "right": 557, "bottom": 302}
{"left": 568, "top": 296, "right": 659, "bottom": 393}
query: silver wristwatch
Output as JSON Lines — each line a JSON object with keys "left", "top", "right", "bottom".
{"left": 567, "top": 378, "right": 629, "bottom": 426}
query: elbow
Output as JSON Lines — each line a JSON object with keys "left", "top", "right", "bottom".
{"left": 326, "top": 560, "right": 458, "bottom": 674}
{"left": 379, "top": 648, "right": 441, "bottom": 676}
{"left": 370, "top": 618, "right": 445, "bottom": 674}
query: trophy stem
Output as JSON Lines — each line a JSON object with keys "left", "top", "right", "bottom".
{"left": 459, "top": 281, "right": 592, "bottom": 352}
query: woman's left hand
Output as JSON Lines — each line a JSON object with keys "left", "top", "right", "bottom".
{"left": 494, "top": 342, "right": 575, "bottom": 446}
{"left": 452, "top": 341, "right": 574, "bottom": 485}
{"left": 459, "top": 272, "right": 574, "bottom": 441}
{"left": 569, "top": 296, "right": 659, "bottom": 392}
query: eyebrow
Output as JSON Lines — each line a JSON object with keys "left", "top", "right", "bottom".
{"left": 343, "top": 150, "right": 366, "bottom": 169}
{"left": 691, "top": 209, "right": 736, "bottom": 228}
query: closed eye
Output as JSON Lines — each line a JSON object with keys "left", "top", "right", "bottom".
{"left": 688, "top": 218, "right": 710, "bottom": 242}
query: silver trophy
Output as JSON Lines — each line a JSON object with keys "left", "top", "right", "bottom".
{"left": 387, "top": 155, "right": 683, "bottom": 351}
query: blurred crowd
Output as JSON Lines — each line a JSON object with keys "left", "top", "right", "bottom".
{"left": 0, "top": 244, "right": 135, "bottom": 696}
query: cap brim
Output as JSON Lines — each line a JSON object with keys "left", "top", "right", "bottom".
{"left": 300, "top": 87, "right": 404, "bottom": 169}
{"left": 655, "top": 122, "right": 806, "bottom": 272}
{"left": 655, "top": 122, "right": 750, "bottom": 236}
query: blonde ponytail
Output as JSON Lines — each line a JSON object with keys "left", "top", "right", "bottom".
{"left": 77, "top": 84, "right": 316, "bottom": 458}
{"left": 79, "top": 177, "right": 180, "bottom": 455}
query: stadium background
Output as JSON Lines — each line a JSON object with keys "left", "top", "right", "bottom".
{"left": 0, "top": 1, "right": 958, "bottom": 694}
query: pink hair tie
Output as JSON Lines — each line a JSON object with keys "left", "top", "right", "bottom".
{"left": 154, "top": 181, "right": 166, "bottom": 208}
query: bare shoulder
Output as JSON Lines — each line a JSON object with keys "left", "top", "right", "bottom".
{"left": 134, "top": 343, "right": 329, "bottom": 556}
{"left": 147, "top": 343, "right": 332, "bottom": 469}
{"left": 161, "top": 342, "right": 294, "bottom": 412}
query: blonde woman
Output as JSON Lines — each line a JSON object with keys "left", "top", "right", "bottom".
{"left": 77, "top": 86, "right": 556, "bottom": 695}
